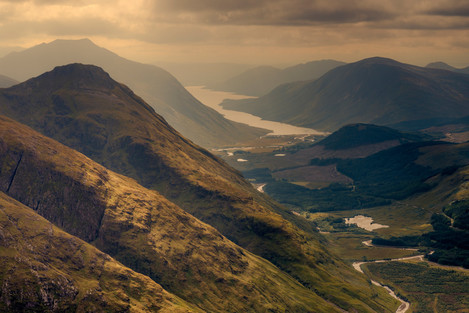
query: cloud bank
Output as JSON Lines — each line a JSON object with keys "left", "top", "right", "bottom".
{"left": 0, "top": 0, "right": 468, "bottom": 65}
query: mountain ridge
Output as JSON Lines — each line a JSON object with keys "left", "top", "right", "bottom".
{"left": 0, "top": 114, "right": 345, "bottom": 312}
{"left": 0, "top": 63, "right": 398, "bottom": 312}
{"left": 0, "top": 39, "right": 267, "bottom": 147}
{"left": 210, "top": 59, "right": 345, "bottom": 96}
{"left": 221, "top": 57, "right": 469, "bottom": 132}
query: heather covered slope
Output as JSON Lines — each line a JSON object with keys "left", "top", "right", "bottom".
{"left": 0, "top": 115, "right": 347, "bottom": 313}
{"left": 222, "top": 57, "right": 469, "bottom": 131}
{"left": 0, "top": 192, "right": 197, "bottom": 313}
{"left": 0, "top": 64, "right": 398, "bottom": 312}
{"left": 0, "top": 39, "right": 266, "bottom": 147}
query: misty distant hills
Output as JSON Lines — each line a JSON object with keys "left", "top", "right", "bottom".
{"left": 158, "top": 62, "right": 252, "bottom": 86}
{"left": 0, "top": 74, "right": 17, "bottom": 88}
{"left": 426, "top": 61, "right": 469, "bottom": 75}
{"left": 209, "top": 59, "right": 345, "bottom": 96}
{"left": 0, "top": 39, "right": 266, "bottom": 147}
{"left": 222, "top": 57, "right": 469, "bottom": 131}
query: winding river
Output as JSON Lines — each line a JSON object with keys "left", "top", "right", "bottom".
{"left": 353, "top": 254, "right": 424, "bottom": 313}
{"left": 186, "top": 86, "right": 327, "bottom": 136}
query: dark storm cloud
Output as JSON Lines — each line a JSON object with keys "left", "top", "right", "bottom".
{"left": 425, "top": 3, "right": 469, "bottom": 17}
{"left": 0, "top": 17, "right": 123, "bottom": 40}
{"left": 154, "top": 0, "right": 397, "bottom": 25}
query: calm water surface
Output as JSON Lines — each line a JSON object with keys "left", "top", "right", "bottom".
{"left": 186, "top": 86, "right": 327, "bottom": 136}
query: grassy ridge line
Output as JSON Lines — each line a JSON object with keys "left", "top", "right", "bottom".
{"left": 0, "top": 192, "right": 198, "bottom": 313}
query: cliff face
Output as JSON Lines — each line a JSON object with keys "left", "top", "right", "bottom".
{"left": 0, "top": 192, "right": 197, "bottom": 313}
{"left": 0, "top": 115, "right": 342, "bottom": 313}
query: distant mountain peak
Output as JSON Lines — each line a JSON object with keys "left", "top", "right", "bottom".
{"left": 50, "top": 38, "right": 96, "bottom": 46}
{"left": 222, "top": 56, "right": 469, "bottom": 131}
{"left": 0, "top": 38, "right": 268, "bottom": 147}
{"left": 355, "top": 56, "right": 403, "bottom": 67}
{"left": 425, "top": 61, "right": 469, "bottom": 74}
{"left": 426, "top": 61, "right": 454, "bottom": 70}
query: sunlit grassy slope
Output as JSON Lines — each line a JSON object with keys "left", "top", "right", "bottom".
{"left": 0, "top": 115, "right": 351, "bottom": 312}
{"left": 0, "top": 192, "right": 198, "bottom": 313}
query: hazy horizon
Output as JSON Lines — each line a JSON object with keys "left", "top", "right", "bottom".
{"left": 0, "top": 1, "right": 469, "bottom": 68}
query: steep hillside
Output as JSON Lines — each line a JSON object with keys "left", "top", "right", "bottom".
{"left": 0, "top": 39, "right": 266, "bottom": 147}
{"left": 0, "top": 115, "right": 352, "bottom": 312}
{"left": 0, "top": 192, "right": 197, "bottom": 313}
{"left": 211, "top": 60, "right": 345, "bottom": 96}
{"left": 0, "top": 64, "right": 398, "bottom": 312}
{"left": 0, "top": 74, "right": 17, "bottom": 88}
{"left": 222, "top": 57, "right": 469, "bottom": 131}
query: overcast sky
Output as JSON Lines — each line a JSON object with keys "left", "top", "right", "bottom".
{"left": 1, "top": 0, "right": 469, "bottom": 67}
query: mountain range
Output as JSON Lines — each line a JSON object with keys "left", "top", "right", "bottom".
{"left": 221, "top": 57, "right": 469, "bottom": 132}
{"left": 0, "top": 39, "right": 266, "bottom": 148}
{"left": 0, "top": 64, "right": 397, "bottom": 312}
{"left": 209, "top": 59, "right": 345, "bottom": 96}
{"left": 157, "top": 62, "right": 252, "bottom": 86}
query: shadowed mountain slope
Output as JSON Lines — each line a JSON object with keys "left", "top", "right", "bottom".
{"left": 0, "top": 74, "right": 17, "bottom": 88}
{"left": 0, "top": 192, "right": 198, "bottom": 313}
{"left": 0, "top": 115, "right": 347, "bottom": 313}
{"left": 210, "top": 60, "right": 345, "bottom": 96}
{"left": 0, "top": 64, "right": 398, "bottom": 312}
{"left": 337, "top": 140, "right": 469, "bottom": 200}
{"left": 318, "top": 123, "right": 427, "bottom": 151}
{"left": 222, "top": 57, "right": 469, "bottom": 131}
{"left": 0, "top": 39, "right": 266, "bottom": 147}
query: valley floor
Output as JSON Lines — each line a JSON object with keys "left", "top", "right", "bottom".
{"left": 215, "top": 135, "right": 469, "bottom": 313}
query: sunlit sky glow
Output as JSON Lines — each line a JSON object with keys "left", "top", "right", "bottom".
{"left": 1, "top": 0, "right": 469, "bottom": 67}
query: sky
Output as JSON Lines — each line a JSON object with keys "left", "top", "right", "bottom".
{"left": 0, "top": 0, "right": 469, "bottom": 67}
